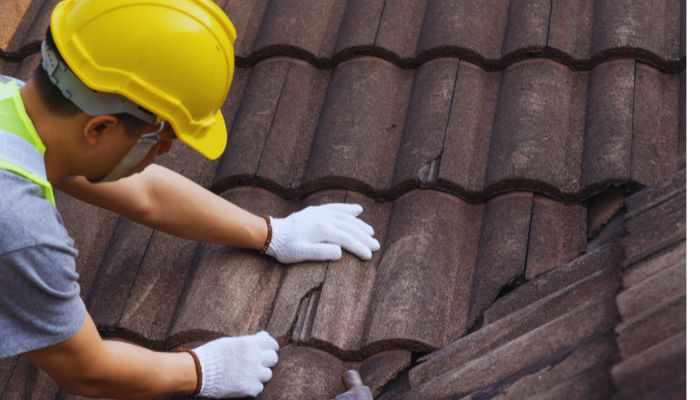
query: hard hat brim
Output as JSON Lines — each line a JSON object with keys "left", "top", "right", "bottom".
{"left": 178, "top": 110, "right": 227, "bottom": 160}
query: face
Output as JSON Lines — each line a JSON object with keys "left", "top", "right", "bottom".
{"left": 82, "top": 116, "right": 174, "bottom": 182}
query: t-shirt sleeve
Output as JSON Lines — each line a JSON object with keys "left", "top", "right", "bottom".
{"left": 0, "top": 243, "right": 86, "bottom": 358}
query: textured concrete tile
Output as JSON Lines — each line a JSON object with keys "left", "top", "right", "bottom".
{"left": 501, "top": 0, "right": 551, "bottom": 56}
{"left": 258, "top": 345, "right": 346, "bottom": 400}
{"left": 255, "top": 60, "right": 331, "bottom": 191}
{"left": 612, "top": 330, "right": 686, "bottom": 400}
{"left": 582, "top": 60, "right": 635, "bottom": 187}
{"left": 0, "top": 0, "right": 35, "bottom": 53}
{"left": 615, "top": 294, "right": 685, "bottom": 359}
{"left": 365, "top": 190, "right": 482, "bottom": 351}
{"left": 525, "top": 196, "right": 586, "bottom": 279}
{"left": 412, "top": 264, "right": 620, "bottom": 386}
{"left": 626, "top": 191, "right": 685, "bottom": 237}
{"left": 623, "top": 208, "right": 685, "bottom": 262}
{"left": 587, "top": 188, "right": 626, "bottom": 239}
{"left": 416, "top": 0, "right": 509, "bottom": 60}
{"left": 531, "top": 364, "right": 616, "bottom": 400}
{"left": 334, "top": 0, "right": 385, "bottom": 55}
{"left": 375, "top": 0, "right": 427, "bottom": 59}
{"left": 462, "top": 337, "right": 616, "bottom": 400}
{"left": 309, "top": 192, "right": 392, "bottom": 354}
{"left": 548, "top": 0, "right": 596, "bottom": 61}
{"left": 486, "top": 60, "right": 586, "bottom": 195}
{"left": 631, "top": 63, "right": 682, "bottom": 186}
{"left": 55, "top": 192, "right": 118, "bottom": 302}
{"left": 392, "top": 58, "right": 459, "bottom": 188}
{"left": 484, "top": 244, "right": 622, "bottom": 324}
{"left": 216, "top": 58, "right": 291, "bottom": 184}
{"left": 115, "top": 232, "right": 199, "bottom": 344}
{"left": 169, "top": 188, "right": 291, "bottom": 341}
{"left": 266, "top": 190, "right": 346, "bottom": 343}
{"left": 360, "top": 350, "right": 411, "bottom": 397}
{"left": 223, "top": 0, "right": 271, "bottom": 58}
{"left": 303, "top": 57, "right": 413, "bottom": 192}
{"left": 617, "top": 262, "right": 685, "bottom": 320}
{"left": 591, "top": 0, "right": 684, "bottom": 61}
{"left": 439, "top": 61, "right": 500, "bottom": 194}
{"left": 623, "top": 240, "right": 685, "bottom": 288}
{"left": 625, "top": 168, "right": 685, "bottom": 214}
{"left": 1, "top": 358, "right": 59, "bottom": 400}
{"left": 404, "top": 298, "right": 618, "bottom": 400}
{"left": 252, "top": 0, "right": 346, "bottom": 59}
{"left": 86, "top": 218, "right": 153, "bottom": 332}
{"left": 468, "top": 192, "right": 532, "bottom": 326}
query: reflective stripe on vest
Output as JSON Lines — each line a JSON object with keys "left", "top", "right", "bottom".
{"left": 0, "top": 129, "right": 55, "bottom": 206}
{"left": 0, "top": 78, "right": 55, "bottom": 206}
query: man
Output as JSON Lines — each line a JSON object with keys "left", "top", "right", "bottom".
{"left": 0, "top": 1, "right": 380, "bottom": 398}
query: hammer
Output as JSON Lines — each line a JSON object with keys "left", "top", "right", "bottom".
{"left": 334, "top": 370, "right": 373, "bottom": 400}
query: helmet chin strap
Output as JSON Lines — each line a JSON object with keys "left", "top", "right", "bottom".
{"left": 96, "top": 122, "right": 165, "bottom": 183}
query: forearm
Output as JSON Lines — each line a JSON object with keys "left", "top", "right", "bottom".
{"left": 58, "top": 165, "right": 269, "bottom": 250}
{"left": 139, "top": 165, "right": 268, "bottom": 249}
{"left": 24, "top": 314, "right": 197, "bottom": 399}
{"left": 75, "top": 341, "right": 196, "bottom": 399}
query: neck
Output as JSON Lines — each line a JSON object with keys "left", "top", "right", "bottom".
{"left": 20, "top": 80, "right": 80, "bottom": 186}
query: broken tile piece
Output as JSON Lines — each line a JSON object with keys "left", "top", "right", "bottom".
{"left": 468, "top": 192, "right": 532, "bottom": 326}
{"left": 309, "top": 193, "right": 392, "bottom": 354}
{"left": 258, "top": 345, "right": 346, "bottom": 400}
{"left": 525, "top": 196, "right": 586, "bottom": 279}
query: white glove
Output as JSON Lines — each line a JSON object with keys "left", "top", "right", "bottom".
{"left": 265, "top": 203, "right": 380, "bottom": 264}
{"left": 192, "top": 331, "right": 279, "bottom": 398}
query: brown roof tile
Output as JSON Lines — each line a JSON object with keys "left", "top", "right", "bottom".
{"left": 525, "top": 195, "right": 586, "bottom": 279}
{"left": 0, "top": 1, "right": 686, "bottom": 399}
{"left": 412, "top": 257, "right": 620, "bottom": 386}
{"left": 403, "top": 298, "right": 618, "bottom": 400}
{"left": 612, "top": 330, "right": 686, "bottom": 400}
{"left": 468, "top": 192, "right": 532, "bottom": 325}
{"left": 483, "top": 245, "right": 622, "bottom": 324}
{"left": 303, "top": 57, "right": 413, "bottom": 193}
{"left": 615, "top": 293, "right": 685, "bottom": 359}
{"left": 617, "top": 261, "right": 685, "bottom": 320}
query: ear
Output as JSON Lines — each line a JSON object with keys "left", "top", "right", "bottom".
{"left": 83, "top": 115, "right": 119, "bottom": 146}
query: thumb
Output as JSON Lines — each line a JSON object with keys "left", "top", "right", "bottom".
{"left": 294, "top": 242, "right": 342, "bottom": 262}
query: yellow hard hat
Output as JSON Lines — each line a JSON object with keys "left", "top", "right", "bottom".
{"left": 49, "top": 0, "right": 236, "bottom": 160}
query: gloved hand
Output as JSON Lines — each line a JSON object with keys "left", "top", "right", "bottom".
{"left": 192, "top": 331, "right": 279, "bottom": 398}
{"left": 265, "top": 203, "right": 380, "bottom": 264}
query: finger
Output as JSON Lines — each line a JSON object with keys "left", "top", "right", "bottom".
{"left": 320, "top": 203, "right": 363, "bottom": 217}
{"left": 297, "top": 242, "right": 342, "bottom": 261}
{"left": 260, "top": 350, "right": 279, "bottom": 367}
{"left": 254, "top": 331, "right": 279, "bottom": 351}
{"left": 335, "top": 221, "right": 380, "bottom": 252}
{"left": 323, "top": 229, "right": 372, "bottom": 260}
{"left": 258, "top": 367, "right": 273, "bottom": 382}
{"left": 332, "top": 212, "right": 375, "bottom": 236}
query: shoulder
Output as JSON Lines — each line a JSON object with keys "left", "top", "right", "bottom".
{"left": 0, "top": 170, "right": 75, "bottom": 255}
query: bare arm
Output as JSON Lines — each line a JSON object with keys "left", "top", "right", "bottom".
{"left": 56, "top": 164, "right": 268, "bottom": 249}
{"left": 23, "top": 313, "right": 196, "bottom": 399}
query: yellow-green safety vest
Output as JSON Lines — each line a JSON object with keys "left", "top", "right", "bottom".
{"left": 0, "top": 77, "right": 55, "bottom": 206}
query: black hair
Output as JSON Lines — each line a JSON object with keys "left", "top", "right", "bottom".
{"left": 33, "top": 27, "right": 150, "bottom": 136}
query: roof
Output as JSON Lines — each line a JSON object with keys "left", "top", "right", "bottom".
{"left": 0, "top": 1, "right": 686, "bottom": 399}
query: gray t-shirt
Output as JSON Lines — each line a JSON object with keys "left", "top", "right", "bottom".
{"left": 0, "top": 169, "right": 86, "bottom": 358}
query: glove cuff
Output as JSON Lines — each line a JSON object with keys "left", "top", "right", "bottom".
{"left": 192, "top": 343, "right": 226, "bottom": 398}
{"left": 265, "top": 217, "right": 289, "bottom": 260}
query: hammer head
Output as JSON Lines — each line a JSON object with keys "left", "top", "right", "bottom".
{"left": 334, "top": 370, "right": 373, "bottom": 400}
